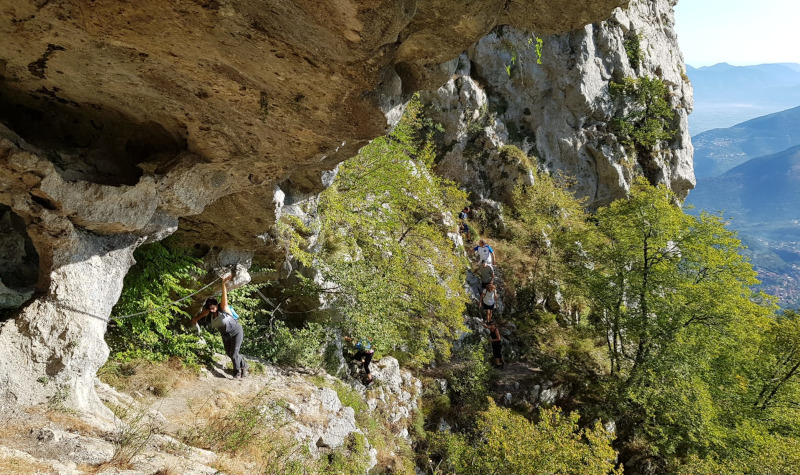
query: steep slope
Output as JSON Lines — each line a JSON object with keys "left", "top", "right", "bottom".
{"left": 692, "top": 105, "right": 800, "bottom": 178}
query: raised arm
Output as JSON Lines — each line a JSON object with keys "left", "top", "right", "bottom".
{"left": 220, "top": 275, "right": 232, "bottom": 312}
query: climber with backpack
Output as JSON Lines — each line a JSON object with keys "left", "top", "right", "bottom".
{"left": 344, "top": 335, "right": 375, "bottom": 386}
{"left": 190, "top": 275, "right": 249, "bottom": 379}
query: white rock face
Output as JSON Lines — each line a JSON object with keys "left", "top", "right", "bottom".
{"left": 423, "top": 0, "right": 694, "bottom": 208}
{"left": 365, "top": 357, "right": 422, "bottom": 427}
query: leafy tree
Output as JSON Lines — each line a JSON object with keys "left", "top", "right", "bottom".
{"left": 315, "top": 99, "right": 469, "bottom": 364}
{"left": 751, "top": 310, "right": 800, "bottom": 412}
{"left": 624, "top": 34, "right": 642, "bottom": 70}
{"left": 578, "top": 179, "right": 776, "bottom": 462}
{"left": 429, "top": 399, "right": 620, "bottom": 475}
{"left": 504, "top": 173, "right": 592, "bottom": 311}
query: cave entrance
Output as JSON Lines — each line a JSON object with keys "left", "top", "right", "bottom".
{"left": 0, "top": 84, "right": 186, "bottom": 187}
{"left": 0, "top": 206, "right": 39, "bottom": 322}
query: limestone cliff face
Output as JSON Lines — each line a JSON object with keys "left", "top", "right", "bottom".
{"left": 0, "top": 0, "right": 629, "bottom": 412}
{"left": 423, "top": 0, "right": 694, "bottom": 209}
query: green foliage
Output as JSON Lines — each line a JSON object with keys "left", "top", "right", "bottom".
{"left": 446, "top": 343, "right": 493, "bottom": 413}
{"left": 244, "top": 319, "right": 326, "bottom": 368}
{"left": 498, "top": 144, "right": 535, "bottom": 174}
{"left": 577, "top": 179, "right": 782, "bottom": 463}
{"left": 316, "top": 98, "right": 469, "bottom": 364}
{"left": 624, "top": 34, "right": 642, "bottom": 69}
{"left": 428, "top": 400, "right": 620, "bottom": 475}
{"left": 274, "top": 215, "right": 314, "bottom": 267}
{"left": 750, "top": 310, "right": 800, "bottom": 412}
{"left": 503, "top": 172, "right": 590, "bottom": 309}
{"left": 323, "top": 433, "right": 374, "bottom": 474}
{"left": 610, "top": 76, "right": 676, "bottom": 153}
{"left": 501, "top": 35, "right": 543, "bottom": 77}
{"left": 108, "top": 241, "right": 215, "bottom": 366}
{"left": 494, "top": 175, "right": 800, "bottom": 470}
{"left": 333, "top": 379, "right": 368, "bottom": 414}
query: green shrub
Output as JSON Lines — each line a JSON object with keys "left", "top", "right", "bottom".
{"left": 428, "top": 400, "right": 620, "bottom": 475}
{"left": 108, "top": 241, "right": 215, "bottom": 367}
{"left": 248, "top": 320, "right": 326, "bottom": 368}
{"left": 624, "top": 34, "right": 642, "bottom": 69}
{"left": 316, "top": 98, "right": 469, "bottom": 365}
{"left": 609, "top": 76, "right": 676, "bottom": 153}
{"left": 446, "top": 343, "right": 493, "bottom": 416}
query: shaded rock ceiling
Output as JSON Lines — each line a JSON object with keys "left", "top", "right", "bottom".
{"left": 0, "top": 0, "right": 627, "bottom": 251}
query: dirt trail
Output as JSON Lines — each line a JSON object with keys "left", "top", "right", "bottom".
{"left": 140, "top": 356, "right": 322, "bottom": 437}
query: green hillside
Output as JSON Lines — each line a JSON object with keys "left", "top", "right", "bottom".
{"left": 687, "top": 145, "right": 800, "bottom": 221}
{"left": 692, "top": 105, "right": 800, "bottom": 177}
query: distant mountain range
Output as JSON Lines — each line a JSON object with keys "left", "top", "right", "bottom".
{"left": 686, "top": 145, "right": 800, "bottom": 222}
{"left": 692, "top": 105, "right": 800, "bottom": 178}
{"left": 686, "top": 144, "right": 800, "bottom": 308}
{"left": 686, "top": 62, "right": 800, "bottom": 134}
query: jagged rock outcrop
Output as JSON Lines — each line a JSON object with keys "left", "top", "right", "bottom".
{"left": 0, "top": 0, "right": 631, "bottom": 412}
{"left": 422, "top": 0, "right": 694, "bottom": 209}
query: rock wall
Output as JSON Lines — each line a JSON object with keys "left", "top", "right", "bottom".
{"left": 1, "top": 0, "right": 631, "bottom": 412}
{"left": 423, "top": 0, "right": 694, "bottom": 209}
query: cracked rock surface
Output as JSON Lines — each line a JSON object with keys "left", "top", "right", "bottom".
{"left": 0, "top": 0, "right": 629, "bottom": 411}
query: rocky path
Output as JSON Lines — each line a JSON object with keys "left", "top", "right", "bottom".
{"left": 0, "top": 353, "right": 421, "bottom": 474}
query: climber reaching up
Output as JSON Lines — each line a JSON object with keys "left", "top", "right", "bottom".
{"left": 190, "top": 275, "right": 248, "bottom": 380}
{"left": 344, "top": 335, "right": 375, "bottom": 386}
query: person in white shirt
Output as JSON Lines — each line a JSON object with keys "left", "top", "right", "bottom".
{"left": 473, "top": 240, "right": 496, "bottom": 265}
{"left": 480, "top": 282, "right": 498, "bottom": 322}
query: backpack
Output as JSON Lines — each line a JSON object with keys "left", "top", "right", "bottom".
{"left": 228, "top": 305, "right": 240, "bottom": 320}
{"left": 355, "top": 339, "right": 373, "bottom": 351}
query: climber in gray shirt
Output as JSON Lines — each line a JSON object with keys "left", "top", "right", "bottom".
{"left": 191, "top": 275, "right": 248, "bottom": 380}
{"left": 478, "top": 260, "right": 495, "bottom": 291}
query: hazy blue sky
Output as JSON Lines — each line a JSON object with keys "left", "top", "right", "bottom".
{"left": 674, "top": 0, "right": 800, "bottom": 67}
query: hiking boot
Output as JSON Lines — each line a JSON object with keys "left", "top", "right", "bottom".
{"left": 241, "top": 366, "right": 247, "bottom": 379}
{"left": 234, "top": 370, "right": 242, "bottom": 380}
{"left": 365, "top": 378, "right": 374, "bottom": 386}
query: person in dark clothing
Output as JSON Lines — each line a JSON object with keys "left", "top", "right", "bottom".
{"left": 191, "top": 275, "right": 248, "bottom": 379}
{"left": 459, "top": 221, "right": 471, "bottom": 244}
{"left": 344, "top": 335, "right": 375, "bottom": 385}
{"left": 483, "top": 321, "right": 505, "bottom": 369}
